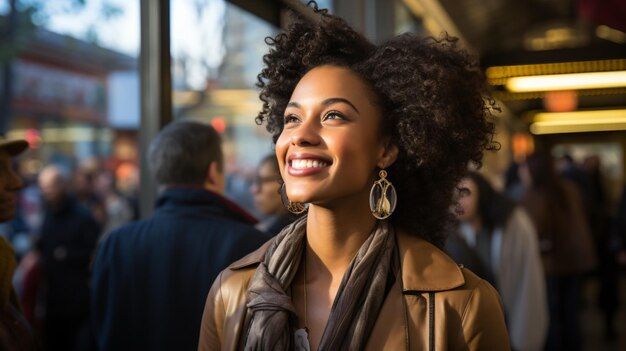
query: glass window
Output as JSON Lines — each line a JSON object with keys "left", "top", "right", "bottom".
{"left": 171, "top": 0, "right": 279, "bottom": 215}
{"left": 2, "top": 0, "right": 140, "bottom": 162}
{"left": 0, "top": 0, "right": 141, "bottom": 248}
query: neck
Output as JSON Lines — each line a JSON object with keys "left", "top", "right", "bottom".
{"left": 305, "top": 198, "right": 377, "bottom": 279}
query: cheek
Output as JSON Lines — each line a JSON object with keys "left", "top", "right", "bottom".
{"left": 269, "top": 187, "right": 282, "bottom": 206}
{"left": 463, "top": 198, "right": 478, "bottom": 216}
{"left": 331, "top": 133, "right": 380, "bottom": 172}
{"left": 275, "top": 133, "right": 289, "bottom": 170}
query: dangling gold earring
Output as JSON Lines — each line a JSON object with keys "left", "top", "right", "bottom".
{"left": 280, "top": 183, "right": 308, "bottom": 214}
{"left": 369, "top": 169, "right": 397, "bottom": 219}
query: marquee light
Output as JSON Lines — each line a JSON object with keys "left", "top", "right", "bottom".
{"left": 529, "top": 109, "right": 626, "bottom": 134}
{"left": 506, "top": 71, "right": 626, "bottom": 92}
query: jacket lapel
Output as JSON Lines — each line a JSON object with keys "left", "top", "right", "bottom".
{"left": 366, "top": 230, "right": 466, "bottom": 350}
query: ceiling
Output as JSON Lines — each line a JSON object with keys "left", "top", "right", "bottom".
{"left": 231, "top": 0, "right": 626, "bottom": 131}
{"left": 430, "top": 0, "right": 626, "bottom": 125}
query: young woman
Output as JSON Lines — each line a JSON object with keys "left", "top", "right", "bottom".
{"left": 199, "top": 3, "right": 509, "bottom": 350}
{"left": 449, "top": 171, "right": 548, "bottom": 351}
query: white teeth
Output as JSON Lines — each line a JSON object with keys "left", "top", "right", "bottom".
{"left": 291, "top": 159, "right": 328, "bottom": 169}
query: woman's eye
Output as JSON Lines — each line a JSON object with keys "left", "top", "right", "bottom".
{"left": 284, "top": 114, "right": 300, "bottom": 124}
{"left": 323, "top": 111, "right": 345, "bottom": 121}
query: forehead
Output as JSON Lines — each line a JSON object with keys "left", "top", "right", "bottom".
{"left": 290, "top": 65, "right": 377, "bottom": 107}
{"left": 459, "top": 178, "right": 477, "bottom": 193}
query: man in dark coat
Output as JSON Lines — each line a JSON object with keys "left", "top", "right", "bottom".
{"left": 91, "top": 121, "right": 270, "bottom": 351}
{"left": 37, "top": 164, "right": 101, "bottom": 351}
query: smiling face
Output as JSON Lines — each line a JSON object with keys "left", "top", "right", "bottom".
{"left": 275, "top": 65, "right": 396, "bottom": 208}
{"left": 0, "top": 150, "right": 24, "bottom": 222}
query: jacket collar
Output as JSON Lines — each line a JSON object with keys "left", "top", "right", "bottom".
{"left": 395, "top": 229, "right": 465, "bottom": 292}
{"left": 228, "top": 225, "right": 465, "bottom": 292}
{"left": 156, "top": 186, "right": 258, "bottom": 225}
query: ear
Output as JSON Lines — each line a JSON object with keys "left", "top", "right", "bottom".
{"left": 377, "top": 142, "right": 399, "bottom": 169}
{"left": 204, "top": 161, "right": 223, "bottom": 193}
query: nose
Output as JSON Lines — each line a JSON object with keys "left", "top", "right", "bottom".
{"left": 290, "top": 118, "right": 321, "bottom": 147}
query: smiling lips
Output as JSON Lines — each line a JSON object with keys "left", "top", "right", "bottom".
{"left": 287, "top": 157, "right": 331, "bottom": 176}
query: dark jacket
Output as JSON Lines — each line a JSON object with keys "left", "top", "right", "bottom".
{"left": 444, "top": 229, "right": 496, "bottom": 286}
{"left": 521, "top": 180, "right": 597, "bottom": 275}
{"left": 91, "top": 187, "right": 271, "bottom": 351}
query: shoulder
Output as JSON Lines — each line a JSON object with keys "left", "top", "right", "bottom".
{"left": 199, "top": 241, "right": 272, "bottom": 350}
{"left": 94, "top": 219, "right": 148, "bottom": 258}
{"left": 223, "top": 219, "right": 270, "bottom": 240}
{"left": 210, "top": 238, "right": 273, "bottom": 296}
{"left": 445, "top": 268, "right": 510, "bottom": 348}
{"left": 457, "top": 267, "right": 501, "bottom": 306}
{"left": 100, "top": 219, "right": 144, "bottom": 243}
{"left": 396, "top": 229, "right": 465, "bottom": 291}
{"left": 211, "top": 218, "right": 273, "bottom": 257}
{"left": 428, "top": 265, "right": 500, "bottom": 312}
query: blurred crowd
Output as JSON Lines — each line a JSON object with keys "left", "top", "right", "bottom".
{"left": 450, "top": 151, "right": 626, "bottom": 351}
{"left": 1, "top": 156, "right": 141, "bottom": 350}
{"left": 3, "top": 125, "right": 626, "bottom": 351}
{"left": 2, "top": 159, "right": 139, "bottom": 260}
{"left": 0, "top": 122, "right": 296, "bottom": 351}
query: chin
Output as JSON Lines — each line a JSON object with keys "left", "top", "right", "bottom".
{"left": 286, "top": 189, "right": 311, "bottom": 204}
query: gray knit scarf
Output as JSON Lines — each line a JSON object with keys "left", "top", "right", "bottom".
{"left": 244, "top": 216, "right": 397, "bottom": 351}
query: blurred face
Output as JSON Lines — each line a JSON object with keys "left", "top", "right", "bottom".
{"left": 456, "top": 178, "right": 479, "bottom": 222}
{"left": 275, "top": 65, "right": 390, "bottom": 207}
{"left": 250, "top": 161, "right": 283, "bottom": 216}
{"left": 39, "top": 168, "right": 65, "bottom": 205}
{"left": 0, "top": 150, "right": 24, "bottom": 222}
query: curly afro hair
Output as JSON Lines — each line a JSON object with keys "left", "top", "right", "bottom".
{"left": 256, "top": 2, "right": 497, "bottom": 248}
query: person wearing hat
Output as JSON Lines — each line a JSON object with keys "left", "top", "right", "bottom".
{"left": 0, "top": 136, "right": 38, "bottom": 350}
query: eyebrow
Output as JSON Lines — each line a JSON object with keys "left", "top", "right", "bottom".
{"left": 286, "top": 97, "right": 360, "bottom": 114}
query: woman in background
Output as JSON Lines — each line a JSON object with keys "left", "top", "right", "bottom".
{"left": 449, "top": 171, "right": 548, "bottom": 351}
{"left": 250, "top": 154, "right": 296, "bottom": 236}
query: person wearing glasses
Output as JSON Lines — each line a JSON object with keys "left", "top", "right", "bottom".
{"left": 251, "top": 155, "right": 297, "bottom": 236}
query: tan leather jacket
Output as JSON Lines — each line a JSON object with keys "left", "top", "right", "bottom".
{"left": 199, "top": 230, "right": 510, "bottom": 350}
